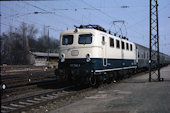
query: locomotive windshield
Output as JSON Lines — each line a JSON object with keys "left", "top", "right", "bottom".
{"left": 62, "top": 35, "right": 73, "bottom": 45}
{"left": 78, "top": 34, "right": 92, "bottom": 44}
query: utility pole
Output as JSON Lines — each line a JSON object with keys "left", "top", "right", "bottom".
{"left": 47, "top": 26, "right": 50, "bottom": 67}
{"left": 149, "top": 0, "right": 162, "bottom": 82}
{"left": 22, "top": 22, "right": 30, "bottom": 64}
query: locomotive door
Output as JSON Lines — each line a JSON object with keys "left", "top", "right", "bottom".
{"left": 102, "top": 36, "right": 107, "bottom": 66}
{"left": 136, "top": 47, "right": 139, "bottom": 64}
{"left": 121, "top": 40, "right": 125, "bottom": 68}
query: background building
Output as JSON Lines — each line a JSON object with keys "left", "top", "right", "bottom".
{"left": 30, "top": 52, "right": 59, "bottom": 68}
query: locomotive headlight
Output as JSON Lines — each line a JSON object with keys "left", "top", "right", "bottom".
{"left": 61, "top": 53, "right": 65, "bottom": 62}
{"left": 86, "top": 53, "right": 91, "bottom": 62}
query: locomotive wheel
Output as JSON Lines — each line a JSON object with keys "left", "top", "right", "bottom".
{"left": 89, "top": 75, "right": 98, "bottom": 87}
{"left": 106, "top": 72, "right": 114, "bottom": 84}
{"left": 106, "top": 77, "right": 112, "bottom": 84}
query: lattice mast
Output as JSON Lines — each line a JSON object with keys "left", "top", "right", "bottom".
{"left": 149, "top": 0, "right": 161, "bottom": 82}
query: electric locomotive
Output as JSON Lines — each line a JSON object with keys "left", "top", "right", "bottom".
{"left": 55, "top": 25, "right": 137, "bottom": 86}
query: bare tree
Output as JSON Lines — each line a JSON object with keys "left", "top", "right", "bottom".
{"left": 1, "top": 22, "right": 59, "bottom": 65}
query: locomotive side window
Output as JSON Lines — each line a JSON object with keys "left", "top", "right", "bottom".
{"left": 110, "top": 38, "right": 114, "bottom": 47}
{"left": 102, "top": 36, "right": 106, "bottom": 45}
{"left": 126, "top": 43, "right": 129, "bottom": 50}
{"left": 79, "top": 34, "right": 92, "bottom": 44}
{"left": 62, "top": 35, "right": 73, "bottom": 45}
{"left": 102, "top": 36, "right": 105, "bottom": 42}
{"left": 122, "top": 41, "right": 125, "bottom": 50}
{"left": 116, "top": 40, "right": 120, "bottom": 48}
{"left": 130, "top": 44, "right": 133, "bottom": 51}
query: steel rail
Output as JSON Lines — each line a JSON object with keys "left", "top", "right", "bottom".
{"left": 1, "top": 85, "right": 74, "bottom": 113}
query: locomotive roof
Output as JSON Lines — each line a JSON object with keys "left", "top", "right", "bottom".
{"left": 61, "top": 28, "right": 134, "bottom": 44}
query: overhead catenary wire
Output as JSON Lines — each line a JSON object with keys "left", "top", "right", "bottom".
{"left": 1, "top": 3, "right": 63, "bottom": 33}
{"left": 29, "top": 1, "right": 82, "bottom": 25}
{"left": 2, "top": 1, "right": 145, "bottom": 37}
{"left": 1, "top": 0, "right": 170, "bottom": 51}
{"left": 81, "top": 0, "right": 138, "bottom": 37}
{"left": 1, "top": 23, "right": 18, "bottom": 29}
{"left": 81, "top": 0, "right": 117, "bottom": 20}
{"left": 65, "top": 1, "right": 90, "bottom": 24}
{"left": 23, "top": 1, "right": 71, "bottom": 27}
{"left": 2, "top": 12, "right": 63, "bottom": 32}
{"left": 127, "top": 3, "right": 170, "bottom": 30}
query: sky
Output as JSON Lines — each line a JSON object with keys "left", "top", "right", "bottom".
{"left": 1, "top": 0, "right": 170, "bottom": 55}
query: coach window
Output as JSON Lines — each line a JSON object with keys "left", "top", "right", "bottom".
{"left": 116, "top": 40, "right": 120, "bottom": 48}
{"left": 126, "top": 43, "right": 129, "bottom": 50}
{"left": 121, "top": 41, "right": 125, "bottom": 50}
{"left": 110, "top": 38, "right": 114, "bottom": 47}
{"left": 62, "top": 35, "right": 73, "bottom": 45}
{"left": 79, "top": 34, "right": 92, "bottom": 44}
{"left": 130, "top": 44, "right": 133, "bottom": 51}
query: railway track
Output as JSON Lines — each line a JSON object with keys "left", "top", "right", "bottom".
{"left": 2, "top": 76, "right": 56, "bottom": 89}
{"left": 1, "top": 79, "right": 60, "bottom": 100}
{"left": 1, "top": 82, "right": 114, "bottom": 113}
{"left": 1, "top": 71, "right": 55, "bottom": 87}
{"left": 0, "top": 65, "right": 51, "bottom": 75}
{"left": 1, "top": 68, "right": 75, "bottom": 113}
{"left": 1, "top": 68, "right": 67, "bottom": 113}
{"left": 1, "top": 67, "right": 152, "bottom": 113}
{"left": 1, "top": 86, "right": 74, "bottom": 113}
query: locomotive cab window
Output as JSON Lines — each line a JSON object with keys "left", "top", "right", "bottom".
{"left": 116, "top": 40, "right": 120, "bottom": 48}
{"left": 79, "top": 34, "right": 92, "bottom": 44}
{"left": 62, "top": 35, "right": 73, "bottom": 45}
{"left": 110, "top": 38, "right": 114, "bottom": 47}
{"left": 122, "top": 41, "right": 125, "bottom": 49}
{"left": 130, "top": 44, "right": 133, "bottom": 51}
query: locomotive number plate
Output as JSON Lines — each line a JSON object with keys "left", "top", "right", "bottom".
{"left": 71, "top": 50, "right": 79, "bottom": 56}
{"left": 70, "top": 64, "right": 81, "bottom": 67}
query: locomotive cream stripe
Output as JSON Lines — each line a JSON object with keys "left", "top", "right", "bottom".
{"left": 95, "top": 66, "right": 137, "bottom": 72}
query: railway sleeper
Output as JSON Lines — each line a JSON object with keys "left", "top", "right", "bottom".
{"left": 1, "top": 105, "right": 16, "bottom": 110}
{"left": 19, "top": 101, "right": 33, "bottom": 105}
{"left": 10, "top": 103, "right": 25, "bottom": 108}
{"left": 26, "top": 99, "right": 39, "bottom": 103}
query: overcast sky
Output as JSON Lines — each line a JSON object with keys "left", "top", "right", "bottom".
{"left": 1, "top": 0, "right": 170, "bottom": 55}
